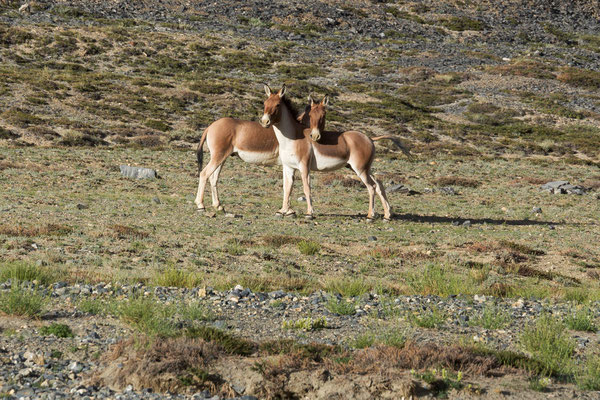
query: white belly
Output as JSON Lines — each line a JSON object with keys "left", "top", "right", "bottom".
{"left": 311, "top": 149, "right": 347, "bottom": 171}
{"left": 235, "top": 149, "right": 278, "bottom": 165}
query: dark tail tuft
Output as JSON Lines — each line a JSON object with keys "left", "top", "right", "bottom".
{"left": 196, "top": 128, "right": 209, "bottom": 175}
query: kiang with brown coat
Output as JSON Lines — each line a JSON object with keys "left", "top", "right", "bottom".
{"left": 260, "top": 83, "right": 394, "bottom": 221}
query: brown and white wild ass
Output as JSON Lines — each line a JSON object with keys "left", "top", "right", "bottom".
{"left": 194, "top": 102, "right": 311, "bottom": 211}
{"left": 260, "top": 84, "right": 392, "bottom": 221}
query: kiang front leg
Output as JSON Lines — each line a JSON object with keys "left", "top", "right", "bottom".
{"left": 278, "top": 165, "right": 296, "bottom": 217}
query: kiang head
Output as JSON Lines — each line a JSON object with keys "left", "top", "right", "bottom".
{"left": 260, "top": 83, "right": 286, "bottom": 128}
{"left": 307, "top": 95, "right": 328, "bottom": 142}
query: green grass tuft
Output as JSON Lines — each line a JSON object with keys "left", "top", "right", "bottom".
{"left": 469, "top": 304, "right": 512, "bottom": 329}
{"left": 564, "top": 308, "right": 597, "bottom": 332}
{"left": 407, "top": 306, "right": 447, "bottom": 328}
{"left": 326, "top": 297, "right": 356, "bottom": 316}
{"left": 0, "top": 282, "right": 46, "bottom": 318}
{"left": 186, "top": 325, "right": 255, "bottom": 355}
{"left": 297, "top": 240, "right": 321, "bottom": 255}
{"left": 39, "top": 323, "right": 74, "bottom": 338}
{"left": 0, "top": 261, "right": 60, "bottom": 285}
{"left": 520, "top": 314, "right": 575, "bottom": 376}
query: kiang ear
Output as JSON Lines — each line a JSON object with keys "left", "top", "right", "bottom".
{"left": 278, "top": 84, "right": 286, "bottom": 98}
{"left": 308, "top": 94, "right": 314, "bottom": 106}
{"left": 264, "top": 83, "right": 272, "bottom": 96}
{"left": 322, "top": 95, "right": 329, "bottom": 106}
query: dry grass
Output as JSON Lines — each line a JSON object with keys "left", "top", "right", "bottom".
{"left": 320, "top": 173, "right": 363, "bottom": 188}
{"left": 432, "top": 176, "right": 480, "bottom": 188}
{"left": 0, "top": 160, "right": 21, "bottom": 170}
{"left": 340, "top": 343, "right": 498, "bottom": 376}
{"left": 262, "top": 234, "right": 302, "bottom": 248}
{"left": 109, "top": 224, "right": 149, "bottom": 239}
{"left": 97, "top": 336, "right": 231, "bottom": 395}
{"left": 0, "top": 223, "right": 72, "bottom": 237}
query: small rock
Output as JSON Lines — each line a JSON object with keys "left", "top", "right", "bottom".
{"left": 368, "top": 236, "right": 377, "bottom": 241}
{"left": 76, "top": 203, "right": 88, "bottom": 210}
{"left": 18, "top": 3, "right": 31, "bottom": 14}
{"left": 119, "top": 165, "right": 157, "bottom": 179}
{"left": 462, "top": 220, "right": 471, "bottom": 227}
{"left": 298, "top": 196, "right": 306, "bottom": 202}
{"left": 69, "top": 361, "right": 83, "bottom": 373}
{"left": 152, "top": 197, "right": 161, "bottom": 204}
{"left": 439, "top": 187, "right": 458, "bottom": 196}
{"left": 511, "top": 298, "right": 525, "bottom": 309}
{"left": 532, "top": 207, "right": 542, "bottom": 214}
{"left": 474, "top": 294, "right": 486, "bottom": 303}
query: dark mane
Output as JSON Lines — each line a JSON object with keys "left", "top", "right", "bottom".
{"left": 281, "top": 96, "right": 301, "bottom": 120}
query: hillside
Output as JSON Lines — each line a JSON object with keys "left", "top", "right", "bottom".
{"left": 1, "top": 0, "right": 599, "bottom": 162}
{"left": 1, "top": 1, "right": 600, "bottom": 399}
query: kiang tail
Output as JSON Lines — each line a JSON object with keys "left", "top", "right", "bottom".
{"left": 196, "top": 127, "right": 209, "bottom": 175}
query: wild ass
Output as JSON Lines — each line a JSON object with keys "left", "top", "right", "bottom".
{"left": 260, "top": 84, "right": 392, "bottom": 221}
{"left": 194, "top": 103, "right": 311, "bottom": 212}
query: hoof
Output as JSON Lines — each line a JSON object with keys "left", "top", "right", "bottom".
{"left": 275, "top": 210, "right": 296, "bottom": 218}
{"left": 382, "top": 217, "right": 391, "bottom": 223}
{"left": 216, "top": 205, "right": 225, "bottom": 212}
{"left": 304, "top": 214, "right": 315, "bottom": 220}
{"left": 197, "top": 207, "right": 206, "bottom": 213}
{"left": 366, "top": 217, "right": 374, "bottom": 224}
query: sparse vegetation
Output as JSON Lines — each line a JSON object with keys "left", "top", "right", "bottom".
{"left": 520, "top": 314, "right": 576, "bottom": 376}
{"left": 1, "top": 2, "right": 600, "bottom": 397}
{"left": 469, "top": 304, "right": 512, "bottom": 329}
{"left": 297, "top": 239, "right": 320, "bottom": 255}
{"left": 407, "top": 306, "right": 447, "bottom": 329}
{"left": 282, "top": 316, "right": 328, "bottom": 331}
{"left": 0, "top": 282, "right": 46, "bottom": 317}
{"left": 39, "top": 323, "right": 74, "bottom": 338}
{"left": 326, "top": 298, "right": 356, "bottom": 316}
{"left": 564, "top": 307, "right": 597, "bottom": 332}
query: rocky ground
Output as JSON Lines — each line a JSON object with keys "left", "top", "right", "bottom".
{"left": 2, "top": 280, "right": 600, "bottom": 399}
{"left": 1, "top": 0, "right": 600, "bottom": 398}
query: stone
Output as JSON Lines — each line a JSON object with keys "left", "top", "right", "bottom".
{"left": 18, "top": 3, "right": 30, "bottom": 14}
{"left": 69, "top": 361, "right": 83, "bottom": 373}
{"left": 439, "top": 187, "right": 458, "bottom": 196}
{"left": 368, "top": 236, "right": 377, "bottom": 241}
{"left": 462, "top": 220, "right": 471, "bottom": 227}
{"left": 532, "top": 207, "right": 542, "bottom": 214}
{"left": 539, "top": 181, "right": 585, "bottom": 195}
{"left": 76, "top": 203, "right": 88, "bottom": 210}
{"left": 152, "top": 197, "right": 161, "bottom": 204}
{"left": 388, "top": 184, "right": 409, "bottom": 193}
{"left": 119, "top": 165, "right": 157, "bottom": 179}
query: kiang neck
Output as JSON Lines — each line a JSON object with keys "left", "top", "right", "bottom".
{"left": 273, "top": 103, "right": 299, "bottom": 142}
